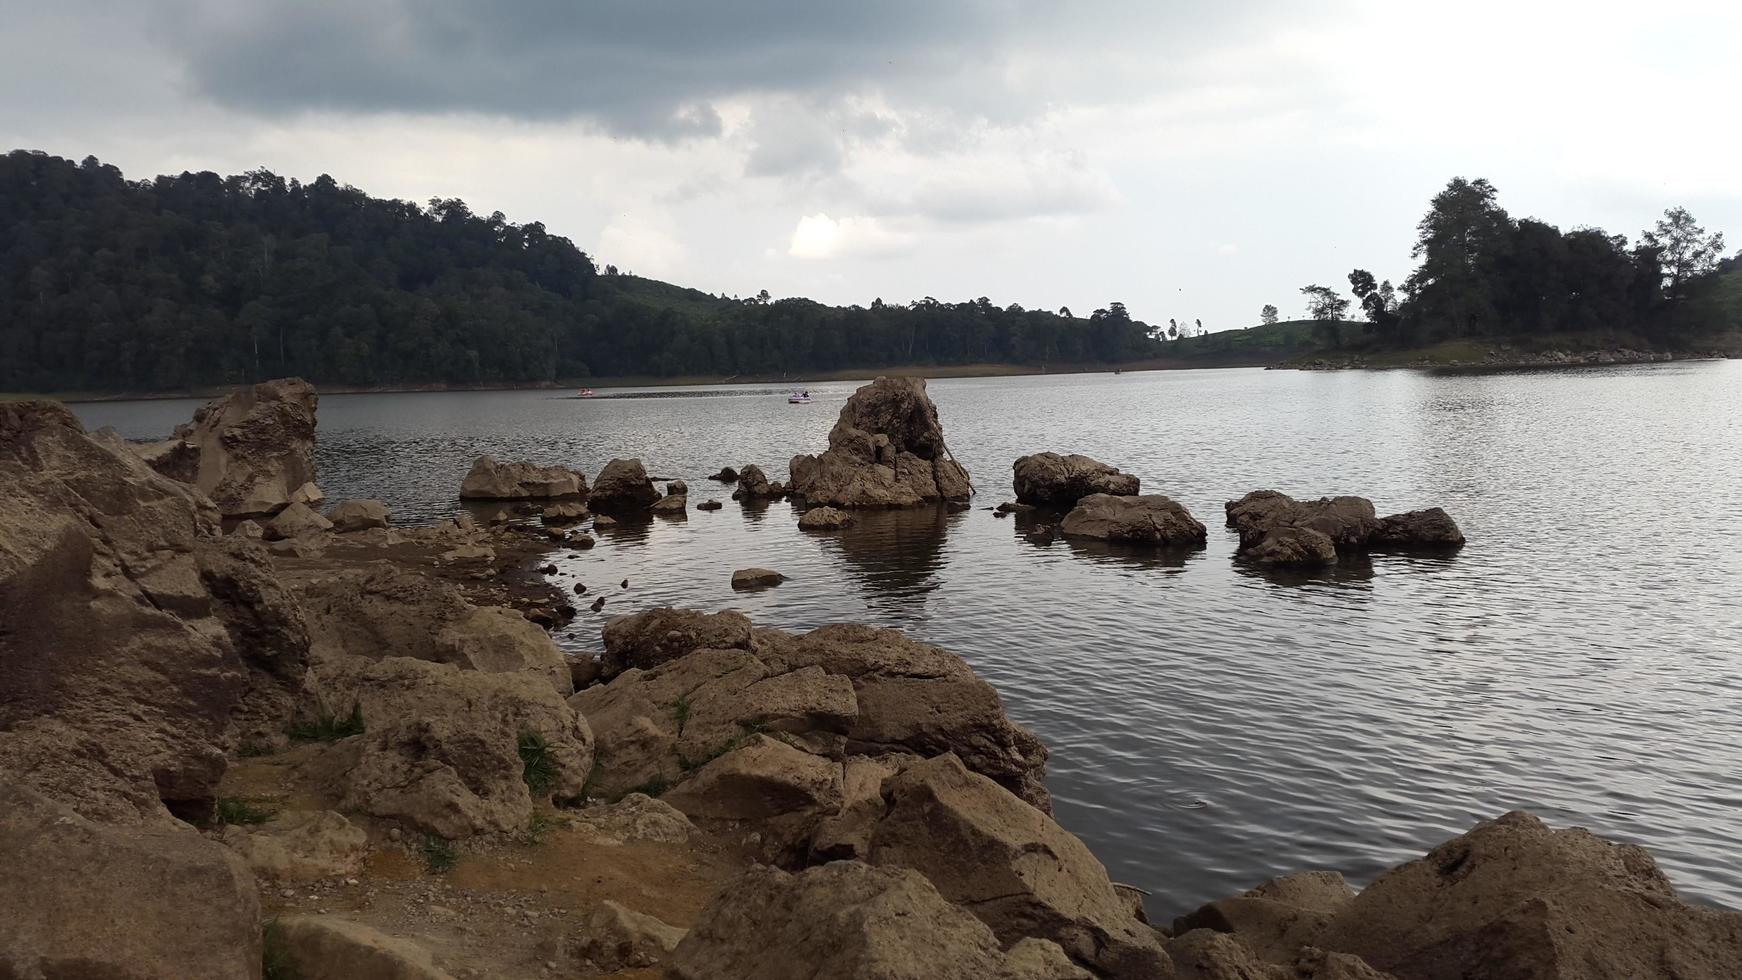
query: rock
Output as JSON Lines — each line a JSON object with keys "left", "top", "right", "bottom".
{"left": 1225, "top": 491, "right": 1388, "bottom": 556}
{"left": 998, "top": 500, "right": 1037, "bottom": 513}
{"left": 0, "top": 401, "right": 309, "bottom": 822}
{"left": 326, "top": 498, "right": 392, "bottom": 531}
{"left": 786, "top": 376, "right": 972, "bottom": 508}
{"left": 299, "top": 565, "right": 571, "bottom": 693}
{"left": 599, "top": 607, "right": 754, "bottom": 679}
{"left": 131, "top": 433, "right": 201, "bottom": 483}
{"left": 272, "top": 915, "right": 456, "bottom": 980}
{"left": 797, "top": 505, "right": 855, "bottom": 530}
{"left": 570, "top": 900, "right": 686, "bottom": 971}
{"left": 697, "top": 499, "right": 723, "bottom": 510}
{"left": 668, "top": 861, "right": 1075, "bottom": 980}
{"left": 590, "top": 458, "right": 660, "bottom": 512}
{"left": 542, "top": 500, "right": 590, "bottom": 524}
{"left": 546, "top": 526, "right": 570, "bottom": 542}
{"left": 1372, "top": 507, "right": 1465, "bottom": 548}
{"left": 1059, "top": 493, "right": 1208, "bottom": 547}
{"left": 1243, "top": 525, "right": 1338, "bottom": 566}
{"left": 662, "top": 734, "right": 843, "bottom": 820}
{"left": 731, "top": 566, "right": 786, "bottom": 590}
{"left": 221, "top": 809, "right": 368, "bottom": 881}
{"left": 651, "top": 493, "right": 688, "bottom": 514}
{"left": 1171, "top": 871, "right": 1355, "bottom": 964}
{"left": 459, "top": 454, "right": 588, "bottom": 500}
{"left": 572, "top": 532, "right": 597, "bottom": 549}
{"left": 0, "top": 785, "right": 261, "bottom": 980}
{"left": 290, "top": 480, "right": 326, "bottom": 507}
{"left": 709, "top": 466, "right": 739, "bottom": 482}
{"left": 327, "top": 657, "right": 595, "bottom": 837}
{"left": 569, "top": 793, "right": 696, "bottom": 842}
{"left": 1167, "top": 930, "right": 1293, "bottom": 980}
{"left": 866, "top": 754, "right": 1168, "bottom": 978}
{"left": 233, "top": 518, "right": 266, "bottom": 538}
{"left": 758, "top": 622, "right": 1050, "bottom": 810}
{"left": 264, "top": 500, "right": 335, "bottom": 540}
{"left": 1315, "top": 810, "right": 1742, "bottom": 979}
{"left": 666, "top": 480, "right": 688, "bottom": 496}
{"left": 729, "top": 463, "right": 784, "bottom": 500}
{"left": 593, "top": 514, "right": 619, "bottom": 528}
{"left": 1013, "top": 452, "right": 1141, "bottom": 508}
{"left": 569, "top": 654, "right": 602, "bottom": 689}
{"left": 155, "top": 377, "right": 322, "bottom": 518}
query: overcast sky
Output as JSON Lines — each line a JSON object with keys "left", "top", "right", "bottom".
{"left": 5, "top": 1, "right": 1738, "bottom": 329}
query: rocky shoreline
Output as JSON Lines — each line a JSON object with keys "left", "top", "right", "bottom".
{"left": 1285, "top": 345, "right": 1732, "bottom": 371}
{"left": 4, "top": 378, "right": 1739, "bottom": 979}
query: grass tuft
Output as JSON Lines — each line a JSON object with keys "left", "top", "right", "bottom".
{"left": 421, "top": 834, "right": 459, "bottom": 873}
{"left": 287, "top": 704, "right": 364, "bottom": 743}
{"left": 216, "top": 797, "right": 275, "bottom": 826}
{"left": 261, "top": 919, "right": 299, "bottom": 980}
{"left": 523, "top": 812, "right": 558, "bottom": 846}
{"left": 518, "top": 731, "right": 557, "bottom": 797}
{"left": 671, "top": 696, "right": 691, "bottom": 736}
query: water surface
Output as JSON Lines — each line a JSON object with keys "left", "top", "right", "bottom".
{"left": 76, "top": 363, "right": 1742, "bottom": 915}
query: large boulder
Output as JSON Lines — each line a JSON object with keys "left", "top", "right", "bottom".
{"left": 1242, "top": 525, "right": 1337, "bottom": 567}
{"left": 1172, "top": 871, "right": 1356, "bottom": 964}
{"left": 1060, "top": 493, "right": 1208, "bottom": 547}
{"left": 1315, "top": 811, "right": 1742, "bottom": 979}
{"left": 157, "top": 377, "right": 321, "bottom": 517}
{"left": 264, "top": 499, "right": 334, "bottom": 540}
{"left": 667, "top": 861, "right": 1090, "bottom": 980}
{"left": 731, "top": 463, "right": 786, "bottom": 500}
{"left": 1014, "top": 452, "right": 1141, "bottom": 508}
{"left": 662, "top": 734, "right": 844, "bottom": 821}
{"left": 1372, "top": 508, "right": 1465, "bottom": 548}
{"left": 272, "top": 915, "right": 456, "bottom": 980}
{"left": 458, "top": 454, "right": 588, "bottom": 500}
{"left": 598, "top": 607, "right": 754, "bottom": 680}
{"left": 0, "top": 401, "right": 309, "bottom": 823}
{"left": 326, "top": 498, "right": 392, "bottom": 531}
{"left": 0, "top": 785, "right": 262, "bottom": 980}
{"left": 590, "top": 457, "right": 660, "bottom": 512}
{"left": 568, "top": 900, "right": 687, "bottom": 972}
{"left": 866, "top": 754, "right": 1168, "bottom": 979}
{"left": 787, "top": 376, "right": 972, "bottom": 508}
{"left": 299, "top": 565, "right": 571, "bottom": 693}
{"left": 324, "top": 657, "right": 595, "bottom": 838}
{"left": 221, "top": 809, "right": 369, "bottom": 882}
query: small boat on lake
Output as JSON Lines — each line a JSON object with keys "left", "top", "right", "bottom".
{"left": 577, "top": 388, "right": 595, "bottom": 398}
{"left": 788, "top": 391, "right": 813, "bottom": 404}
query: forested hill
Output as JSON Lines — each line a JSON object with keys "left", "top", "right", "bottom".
{"left": 0, "top": 151, "right": 1171, "bottom": 392}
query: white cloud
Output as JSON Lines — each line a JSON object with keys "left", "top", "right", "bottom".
{"left": 788, "top": 214, "right": 912, "bottom": 260}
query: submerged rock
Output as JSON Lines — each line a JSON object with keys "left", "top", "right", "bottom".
{"left": 697, "top": 499, "right": 724, "bottom": 511}
{"left": 542, "top": 500, "right": 590, "bottom": 524}
{"left": 797, "top": 505, "right": 855, "bottom": 530}
{"left": 1013, "top": 452, "right": 1141, "bottom": 508}
{"left": 590, "top": 458, "right": 660, "bottom": 512}
{"left": 152, "top": 377, "right": 322, "bottom": 518}
{"left": 1059, "top": 493, "right": 1208, "bottom": 547}
{"left": 731, "top": 566, "right": 786, "bottom": 590}
{"left": 459, "top": 455, "right": 588, "bottom": 500}
{"left": 787, "top": 376, "right": 972, "bottom": 508}
{"left": 651, "top": 493, "right": 688, "bottom": 515}
{"left": 708, "top": 466, "right": 740, "bottom": 483}
{"left": 1372, "top": 507, "right": 1465, "bottom": 548}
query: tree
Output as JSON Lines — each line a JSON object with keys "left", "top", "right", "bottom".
{"left": 1347, "top": 268, "right": 1400, "bottom": 338}
{"left": 1260, "top": 304, "right": 1279, "bottom": 325}
{"left": 1300, "top": 284, "right": 1350, "bottom": 321}
{"left": 1404, "top": 177, "right": 1511, "bottom": 338}
{"left": 1643, "top": 207, "right": 1727, "bottom": 295}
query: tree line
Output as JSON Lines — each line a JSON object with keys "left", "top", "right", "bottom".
{"left": 0, "top": 151, "right": 1169, "bottom": 392}
{"left": 1274, "top": 178, "right": 1735, "bottom": 348}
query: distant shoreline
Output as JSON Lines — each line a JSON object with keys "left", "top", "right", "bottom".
{"left": 1, "top": 354, "right": 1275, "bottom": 404}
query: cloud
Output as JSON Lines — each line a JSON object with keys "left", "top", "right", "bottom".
{"left": 788, "top": 214, "right": 912, "bottom": 260}
{"left": 596, "top": 212, "right": 684, "bottom": 276}
{"left": 904, "top": 152, "right": 1121, "bottom": 223}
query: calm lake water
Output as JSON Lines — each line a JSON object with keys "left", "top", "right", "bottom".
{"left": 75, "top": 363, "right": 1742, "bottom": 916}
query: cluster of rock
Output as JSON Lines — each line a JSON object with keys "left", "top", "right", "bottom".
{"left": 132, "top": 377, "right": 324, "bottom": 517}
{"left": 1014, "top": 452, "right": 1140, "bottom": 508}
{"left": 1226, "top": 490, "right": 1464, "bottom": 566}
{"left": 1007, "top": 451, "right": 1206, "bottom": 549}
{"left": 459, "top": 455, "right": 588, "bottom": 500}
{"left": 730, "top": 463, "right": 788, "bottom": 502}
{"left": 788, "top": 376, "right": 972, "bottom": 508}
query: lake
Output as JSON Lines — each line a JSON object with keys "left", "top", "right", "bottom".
{"left": 74, "top": 362, "right": 1742, "bottom": 917}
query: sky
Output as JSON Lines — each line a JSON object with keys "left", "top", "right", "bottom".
{"left": 4, "top": 0, "right": 1738, "bottom": 330}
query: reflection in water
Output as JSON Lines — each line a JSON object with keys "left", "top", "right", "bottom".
{"left": 1230, "top": 553, "right": 1376, "bottom": 588}
{"left": 69, "top": 362, "right": 1742, "bottom": 915}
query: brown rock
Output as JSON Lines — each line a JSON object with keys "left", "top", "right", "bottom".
{"left": 708, "top": 466, "right": 739, "bottom": 482}
{"left": 866, "top": 754, "right": 1168, "bottom": 978}
{"left": 666, "top": 479, "right": 689, "bottom": 496}
{"left": 651, "top": 493, "right": 689, "bottom": 515}
{"left": 730, "top": 463, "right": 784, "bottom": 500}
{"left": 158, "top": 377, "right": 322, "bottom": 518}
{"left": 661, "top": 734, "right": 843, "bottom": 820}
{"left": 590, "top": 458, "right": 660, "bottom": 512}
{"left": 731, "top": 566, "right": 786, "bottom": 589}
{"left": 326, "top": 498, "right": 392, "bottom": 531}
{"left": 221, "top": 809, "right": 368, "bottom": 882}
{"left": 272, "top": 915, "right": 456, "bottom": 980}
{"left": 459, "top": 454, "right": 588, "bottom": 500}
{"left": 327, "top": 657, "right": 595, "bottom": 837}
{"left": 797, "top": 505, "right": 855, "bottom": 530}
{"left": 1243, "top": 525, "right": 1338, "bottom": 566}
{"left": 1014, "top": 452, "right": 1141, "bottom": 508}
{"left": 1373, "top": 508, "right": 1465, "bottom": 548}
{"left": 569, "top": 900, "right": 686, "bottom": 971}
{"left": 1317, "top": 810, "right": 1742, "bottom": 980}
{"left": 568, "top": 793, "right": 696, "bottom": 843}
{"left": 697, "top": 499, "right": 724, "bottom": 511}
{"left": 786, "top": 376, "right": 972, "bottom": 508}
{"left": 1060, "top": 493, "right": 1208, "bottom": 547}
{"left": 233, "top": 518, "right": 266, "bottom": 538}
{"left": 599, "top": 607, "right": 754, "bottom": 679}
{"left": 264, "top": 499, "right": 334, "bottom": 540}
{"left": 668, "top": 861, "right": 1072, "bottom": 980}
{"left": 542, "top": 500, "right": 590, "bottom": 524}
{"left": 0, "top": 785, "right": 262, "bottom": 980}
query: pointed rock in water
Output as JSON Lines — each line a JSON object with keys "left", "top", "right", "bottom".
{"left": 620, "top": 578, "right": 629, "bottom": 589}
{"left": 573, "top": 582, "right": 588, "bottom": 595}
{"left": 149, "top": 376, "right": 322, "bottom": 518}
{"left": 591, "top": 458, "right": 660, "bottom": 513}
{"left": 786, "top": 376, "right": 971, "bottom": 508}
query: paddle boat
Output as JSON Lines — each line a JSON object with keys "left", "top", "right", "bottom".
{"left": 788, "top": 390, "right": 813, "bottom": 404}
{"left": 577, "top": 388, "right": 595, "bottom": 398}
